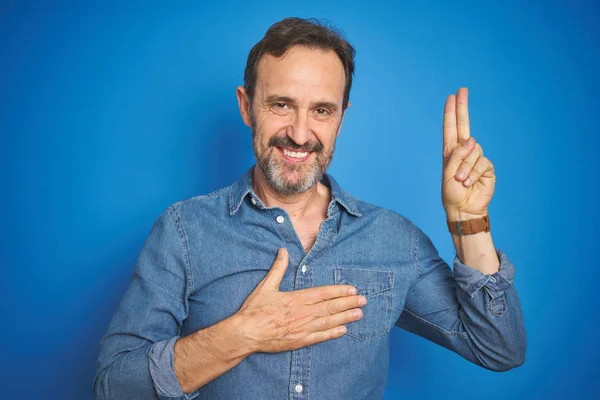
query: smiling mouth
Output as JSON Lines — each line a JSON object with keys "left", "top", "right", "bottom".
{"left": 276, "top": 146, "right": 312, "bottom": 162}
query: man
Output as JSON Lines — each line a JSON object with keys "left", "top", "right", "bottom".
{"left": 94, "top": 17, "right": 526, "bottom": 400}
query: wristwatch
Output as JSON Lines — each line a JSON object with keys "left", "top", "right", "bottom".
{"left": 447, "top": 215, "right": 490, "bottom": 236}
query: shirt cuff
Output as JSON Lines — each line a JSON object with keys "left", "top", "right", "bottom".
{"left": 453, "top": 248, "right": 515, "bottom": 298}
{"left": 149, "top": 337, "right": 200, "bottom": 400}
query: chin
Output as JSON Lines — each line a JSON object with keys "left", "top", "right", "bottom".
{"left": 269, "top": 170, "right": 317, "bottom": 195}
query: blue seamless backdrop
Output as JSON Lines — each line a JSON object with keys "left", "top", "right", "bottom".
{"left": 1, "top": 1, "right": 598, "bottom": 399}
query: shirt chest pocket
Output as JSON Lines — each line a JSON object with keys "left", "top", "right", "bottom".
{"left": 333, "top": 268, "right": 395, "bottom": 341}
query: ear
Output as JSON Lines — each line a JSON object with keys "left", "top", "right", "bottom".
{"left": 236, "top": 86, "right": 252, "bottom": 128}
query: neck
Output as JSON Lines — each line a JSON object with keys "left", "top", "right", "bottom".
{"left": 252, "top": 166, "right": 329, "bottom": 219}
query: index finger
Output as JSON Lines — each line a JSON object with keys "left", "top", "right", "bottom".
{"left": 443, "top": 94, "right": 458, "bottom": 159}
{"left": 298, "top": 285, "right": 357, "bottom": 304}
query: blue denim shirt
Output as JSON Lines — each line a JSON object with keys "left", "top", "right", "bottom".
{"left": 94, "top": 166, "right": 526, "bottom": 400}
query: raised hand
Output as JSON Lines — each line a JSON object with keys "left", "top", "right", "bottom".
{"left": 442, "top": 87, "right": 496, "bottom": 219}
{"left": 236, "top": 248, "right": 367, "bottom": 353}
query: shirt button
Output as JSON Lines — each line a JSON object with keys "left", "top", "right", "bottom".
{"left": 276, "top": 215, "right": 285, "bottom": 224}
{"left": 301, "top": 265, "right": 307, "bottom": 273}
{"left": 250, "top": 197, "right": 257, "bottom": 205}
{"left": 295, "top": 384, "right": 303, "bottom": 393}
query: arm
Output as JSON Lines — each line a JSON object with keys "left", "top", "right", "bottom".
{"left": 94, "top": 207, "right": 263, "bottom": 399}
{"left": 93, "top": 206, "right": 210, "bottom": 400}
{"left": 94, "top": 208, "right": 364, "bottom": 399}
{"left": 448, "top": 211, "right": 499, "bottom": 275}
{"left": 395, "top": 87, "right": 524, "bottom": 370}
{"left": 172, "top": 315, "right": 252, "bottom": 394}
{"left": 395, "top": 221, "right": 526, "bottom": 371}
{"left": 440, "top": 85, "right": 501, "bottom": 277}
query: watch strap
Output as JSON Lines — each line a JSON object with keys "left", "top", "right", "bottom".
{"left": 447, "top": 215, "right": 490, "bottom": 236}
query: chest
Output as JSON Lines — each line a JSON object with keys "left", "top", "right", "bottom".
{"left": 178, "top": 202, "right": 417, "bottom": 338}
{"left": 290, "top": 217, "right": 323, "bottom": 253}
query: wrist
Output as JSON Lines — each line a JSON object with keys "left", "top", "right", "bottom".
{"left": 227, "top": 312, "right": 259, "bottom": 356}
{"left": 444, "top": 209, "right": 488, "bottom": 221}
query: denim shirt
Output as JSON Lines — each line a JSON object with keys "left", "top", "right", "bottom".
{"left": 94, "top": 166, "right": 526, "bottom": 400}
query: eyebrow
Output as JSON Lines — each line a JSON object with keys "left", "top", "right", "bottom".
{"left": 265, "top": 95, "right": 339, "bottom": 112}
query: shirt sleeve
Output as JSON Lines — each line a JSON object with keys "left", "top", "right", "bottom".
{"left": 394, "top": 222, "right": 527, "bottom": 371}
{"left": 94, "top": 205, "right": 200, "bottom": 400}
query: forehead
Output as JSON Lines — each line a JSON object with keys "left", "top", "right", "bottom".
{"left": 255, "top": 46, "right": 345, "bottom": 102}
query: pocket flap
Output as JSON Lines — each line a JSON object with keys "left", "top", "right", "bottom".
{"left": 334, "top": 268, "right": 394, "bottom": 297}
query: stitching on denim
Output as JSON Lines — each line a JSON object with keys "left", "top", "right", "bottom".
{"left": 366, "top": 287, "right": 394, "bottom": 298}
{"left": 323, "top": 213, "right": 340, "bottom": 249}
{"left": 228, "top": 181, "right": 255, "bottom": 215}
{"left": 345, "top": 318, "right": 393, "bottom": 342}
{"left": 417, "top": 303, "right": 462, "bottom": 317}
{"left": 271, "top": 211, "right": 288, "bottom": 246}
{"left": 167, "top": 206, "right": 194, "bottom": 295}
{"left": 178, "top": 187, "right": 228, "bottom": 206}
{"left": 342, "top": 192, "right": 363, "bottom": 217}
{"left": 465, "top": 278, "right": 487, "bottom": 299}
{"left": 333, "top": 268, "right": 394, "bottom": 296}
{"left": 411, "top": 223, "right": 421, "bottom": 278}
{"left": 402, "top": 308, "right": 469, "bottom": 338}
{"left": 489, "top": 297, "right": 507, "bottom": 316}
{"left": 302, "top": 346, "right": 311, "bottom": 400}
{"left": 386, "top": 286, "right": 394, "bottom": 337}
{"left": 333, "top": 268, "right": 395, "bottom": 341}
{"left": 484, "top": 286, "right": 508, "bottom": 317}
{"left": 228, "top": 182, "right": 236, "bottom": 214}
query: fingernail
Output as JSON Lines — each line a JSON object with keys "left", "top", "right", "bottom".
{"left": 348, "top": 287, "right": 357, "bottom": 295}
{"left": 338, "top": 326, "right": 347, "bottom": 333}
{"left": 464, "top": 138, "right": 472, "bottom": 147}
{"left": 353, "top": 310, "right": 363, "bottom": 318}
{"left": 358, "top": 297, "right": 367, "bottom": 306}
{"left": 456, "top": 170, "right": 466, "bottom": 180}
{"left": 464, "top": 178, "right": 472, "bottom": 185}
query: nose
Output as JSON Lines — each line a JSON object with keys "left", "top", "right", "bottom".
{"left": 287, "top": 112, "right": 311, "bottom": 147}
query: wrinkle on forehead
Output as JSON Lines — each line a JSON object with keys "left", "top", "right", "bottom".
{"left": 254, "top": 46, "right": 346, "bottom": 106}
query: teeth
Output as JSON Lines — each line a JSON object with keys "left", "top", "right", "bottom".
{"left": 283, "top": 149, "right": 308, "bottom": 158}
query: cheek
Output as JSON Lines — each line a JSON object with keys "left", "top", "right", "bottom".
{"left": 256, "top": 115, "right": 290, "bottom": 141}
{"left": 314, "top": 122, "right": 340, "bottom": 148}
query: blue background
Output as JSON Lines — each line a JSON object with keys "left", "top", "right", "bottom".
{"left": 1, "top": 1, "right": 598, "bottom": 399}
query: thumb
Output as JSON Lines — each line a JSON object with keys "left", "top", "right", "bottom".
{"left": 263, "top": 248, "right": 289, "bottom": 291}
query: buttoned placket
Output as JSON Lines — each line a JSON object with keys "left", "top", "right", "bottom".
{"left": 265, "top": 201, "right": 341, "bottom": 400}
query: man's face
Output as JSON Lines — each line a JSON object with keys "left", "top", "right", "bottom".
{"left": 243, "top": 46, "right": 346, "bottom": 196}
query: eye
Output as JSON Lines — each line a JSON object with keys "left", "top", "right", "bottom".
{"left": 315, "top": 108, "right": 331, "bottom": 116}
{"left": 271, "top": 102, "right": 293, "bottom": 115}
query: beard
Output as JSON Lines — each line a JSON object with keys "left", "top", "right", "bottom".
{"left": 250, "top": 111, "right": 338, "bottom": 196}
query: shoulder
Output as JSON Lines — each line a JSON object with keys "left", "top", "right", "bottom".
{"left": 347, "top": 191, "right": 418, "bottom": 234}
{"left": 327, "top": 173, "right": 416, "bottom": 231}
{"left": 159, "top": 184, "right": 233, "bottom": 223}
{"left": 172, "top": 186, "right": 229, "bottom": 209}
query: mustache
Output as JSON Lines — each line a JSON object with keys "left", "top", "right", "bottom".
{"left": 268, "top": 135, "right": 323, "bottom": 153}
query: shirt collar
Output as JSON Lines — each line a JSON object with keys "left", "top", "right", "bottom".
{"left": 229, "top": 166, "right": 362, "bottom": 218}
